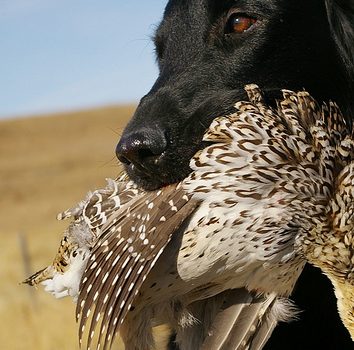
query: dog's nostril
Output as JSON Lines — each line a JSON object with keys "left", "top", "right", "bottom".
{"left": 116, "top": 128, "right": 167, "bottom": 169}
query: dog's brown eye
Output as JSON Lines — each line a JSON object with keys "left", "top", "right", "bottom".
{"left": 226, "top": 14, "right": 257, "bottom": 34}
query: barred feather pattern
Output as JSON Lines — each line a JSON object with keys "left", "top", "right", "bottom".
{"left": 24, "top": 84, "right": 354, "bottom": 349}
{"left": 76, "top": 183, "right": 197, "bottom": 349}
{"left": 23, "top": 175, "right": 144, "bottom": 297}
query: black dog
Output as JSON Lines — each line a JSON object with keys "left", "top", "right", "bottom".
{"left": 116, "top": 0, "right": 354, "bottom": 349}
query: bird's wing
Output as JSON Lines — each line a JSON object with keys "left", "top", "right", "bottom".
{"left": 57, "top": 176, "right": 143, "bottom": 232}
{"left": 82, "top": 179, "right": 145, "bottom": 235}
{"left": 198, "top": 290, "right": 298, "bottom": 350}
{"left": 76, "top": 182, "right": 198, "bottom": 350}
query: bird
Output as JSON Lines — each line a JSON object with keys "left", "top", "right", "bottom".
{"left": 24, "top": 84, "right": 354, "bottom": 350}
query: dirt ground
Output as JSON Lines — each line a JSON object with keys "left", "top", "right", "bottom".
{"left": 0, "top": 106, "right": 170, "bottom": 349}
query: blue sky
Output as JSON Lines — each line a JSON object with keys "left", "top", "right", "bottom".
{"left": 0, "top": 0, "right": 167, "bottom": 118}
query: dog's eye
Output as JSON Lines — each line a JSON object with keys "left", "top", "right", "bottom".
{"left": 226, "top": 14, "right": 257, "bottom": 34}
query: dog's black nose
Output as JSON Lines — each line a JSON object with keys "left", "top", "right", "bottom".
{"left": 116, "top": 128, "right": 167, "bottom": 169}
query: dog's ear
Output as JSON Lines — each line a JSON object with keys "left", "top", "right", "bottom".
{"left": 326, "top": 0, "right": 354, "bottom": 78}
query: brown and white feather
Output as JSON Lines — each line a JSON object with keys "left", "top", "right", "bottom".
{"left": 24, "top": 84, "right": 354, "bottom": 349}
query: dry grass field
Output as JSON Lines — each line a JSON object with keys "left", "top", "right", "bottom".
{"left": 0, "top": 106, "right": 170, "bottom": 349}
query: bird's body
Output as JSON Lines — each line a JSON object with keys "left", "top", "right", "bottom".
{"left": 25, "top": 85, "right": 354, "bottom": 349}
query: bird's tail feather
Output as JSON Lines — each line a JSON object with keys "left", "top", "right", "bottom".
{"left": 174, "top": 289, "right": 297, "bottom": 350}
{"left": 247, "top": 297, "right": 299, "bottom": 350}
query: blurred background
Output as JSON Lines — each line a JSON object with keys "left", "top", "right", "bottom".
{"left": 0, "top": 1, "right": 169, "bottom": 349}
{"left": 1, "top": 0, "right": 166, "bottom": 118}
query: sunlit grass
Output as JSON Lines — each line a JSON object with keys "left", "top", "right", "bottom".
{"left": 0, "top": 105, "right": 172, "bottom": 350}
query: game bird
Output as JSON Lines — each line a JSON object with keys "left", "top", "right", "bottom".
{"left": 24, "top": 85, "right": 354, "bottom": 350}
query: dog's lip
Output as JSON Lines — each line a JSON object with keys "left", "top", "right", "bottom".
{"left": 124, "top": 163, "right": 170, "bottom": 190}
{"left": 122, "top": 151, "right": 192, "bottom": 190}
{"left": 131, "top": 153, "right": 166, "bottom": 175}
{"left": 123, "top": 155, "right": 166, "bottom": 181}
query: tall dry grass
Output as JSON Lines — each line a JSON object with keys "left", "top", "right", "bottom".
{"left": 0, "top": 106, "right": 172, "bottom": 349}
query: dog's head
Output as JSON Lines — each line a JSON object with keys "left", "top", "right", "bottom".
{"left": 117, "top": 0, "right": 354, "bottom": 190}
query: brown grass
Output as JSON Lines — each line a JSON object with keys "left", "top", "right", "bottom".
{"left": 0, "top": 106, "right": 170, "bottom": 349}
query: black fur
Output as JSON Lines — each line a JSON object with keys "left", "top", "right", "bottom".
{"left": 117, "top": 0, "right": 354, "bottom": 349}
{"left": 117, "top": 0, "right": 354, "bottom": 190}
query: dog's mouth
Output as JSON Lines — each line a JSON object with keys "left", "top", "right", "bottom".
{"left": 122, "top": 151, "right": 194, "bottom": 190}
{"left": 121, "top": 136, "right": 214, "bottom": 190}
{"left": 123, "top": 164, "right": 192, "bottom": 191}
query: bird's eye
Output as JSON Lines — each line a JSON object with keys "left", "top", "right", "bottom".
{"left": 225, "top": 13, "right": 257, "bottom": 34}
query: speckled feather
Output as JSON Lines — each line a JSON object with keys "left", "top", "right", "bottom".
{"left": 75, "top": 85, "right": 351, "bottom": 350}
{"left": 24, "top": 84, "right": 354, "bottom": 349}
{"left": 213, "top": 88, "right": 354, "bottom": 344}
{"left": 76, "top": 183, "right": 197, "bottom": 349}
